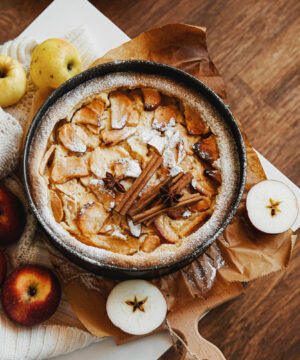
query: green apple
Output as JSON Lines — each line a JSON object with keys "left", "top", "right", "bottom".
{"left": 30, "top": 38, "right": 82, "bottom": 89}
{"left": 0, "top": 55, "right": 27, "bottom": 108}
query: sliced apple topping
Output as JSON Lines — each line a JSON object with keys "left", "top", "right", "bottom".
{"left": 51, "top": 156, "right": 89, "bottom": 184}
{"left": 204, "top": 169, "right": 221, "bottom": 185}
{"left": 87, "top": 99, "right": 104, "bottom": 117}
{"left": 192, "top": 133, "right": 219, "bottom": 164}
{"left": 188, "top": 196, "right": 211, "bottom": 212}
{"left": 154, "top": 214, "right": 179, "bottom": 243}
{"left": 110, "top": 92, "right": 133, "bottom": 129}
{"left": 88, "top": 178, "right": 115, "bottom": 211}
{"left": 58, "top": 123, "right": 88, "bottom": 153}
{"left": 89, "top": 146, "right": 129, "bottom": 178}
{"left": 39, "top": 144, "right": 56, "bottom": 175}
{"left": 128, "top": 218, "right": 142, "bottom": 238}
{"left": 77, "top": 201, "right": 108, "bottom": 236}
{"left": 88, "top": 234, "right": 140, "bottom": 255}
{"left": 191, "top": 178, "right": 217, "bottom": 197}
{"left": 152, "top": 106, "right": 177, "bottom": 131}
{"left": 127, "top": 136, "right": 149, "bottom": 161}
{"left": 184, "top": 106, "right": 209, "bottom": 135}
{"left": 55, "top": 179, "right": 88, "bottom": 200}
{"left": 179, "top": 211, "right": 211, "bottom": 237}
{"left": 73, "top": 106, "right": 99, "bottom": 127}
{"left": 141, "top": 235, "right": 160, "bottom": 253}
{"left": 141, "top": 88, "right": 161, "bottom": 111}
{"left": 113, "top": 158, "right": 142, "bottom": 178}
{"left": 49, "top": 190, "right": 63, "bottom": 222}
{"left": 102, "top": 127, "right": 136, "bottom": 145}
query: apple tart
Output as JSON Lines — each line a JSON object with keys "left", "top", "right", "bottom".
{"left": 28, "top": 73, "right": 239, "bottom": 268}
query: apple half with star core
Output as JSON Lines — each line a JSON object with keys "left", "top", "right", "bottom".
{"left": 1, "top": 265, "right": 61, "bottom": 326}
{"left": 30, "top": 38, "right": 82, "bottom": 89}
{"left": 0, "top": 55, "right": 26, "bottom": 107}
{"left": 106, "top": 280, "right": 167, "bottom": 335}
{"left": 246, "top": 180, "right": 298, "bottom": 234}
{"left": 0, "top": 186, "right": 26, "bottom": 246}
{"left": 0, "top": 249, "right": 7, "bottom": 286}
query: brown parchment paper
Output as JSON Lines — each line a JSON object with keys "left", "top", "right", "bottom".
{"left": 28, "top": 24, "right": 296, "bottom": 342}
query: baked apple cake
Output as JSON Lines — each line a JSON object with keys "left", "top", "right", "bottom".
{"left": 29, "top": 73, "right": 239, "bottom": 268}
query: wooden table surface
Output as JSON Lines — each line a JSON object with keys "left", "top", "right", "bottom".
{"left": 0, "top": 1, "right": 299, "bottom": 359}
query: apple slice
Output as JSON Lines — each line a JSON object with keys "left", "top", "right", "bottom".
{"left": 152, "top": 106, "right": 176, "bottom": 131}
{"left": 204, "top": 169, "right": 222, "bottom": 185}
{"left": 77, "top": 201, "right": 108, "bottom": 236}
{"left": 49, "top": 190, "right": 63, "bottom": 222}
{"left": 1, "top": 265, "right": 61, "bottom": 326}
{"left": 73, "top": 105, "right": 101, "bottom": 127}
{"left": 154, "top": 214, "right": 179, "bottom": 243}
{"left": 113, "top": 158, "right": 142, "bottom": 178}
{"left": 51, "top": 155, "right": 89, "bottom": 184}
{"left": 192, "top": 133, "right": 219, "bottom": 164}
{"left": 141, "top": 235, "right": 161, "bottom": 253}
{"left": 246, "top": 180, "right": 298, "bottom": 234}
{"left": 0, "top": 249, "right": 7, "bottom": 286}
{"left": 184, "top": 106, "right": 209, "bottom": 135}
{"left": 102, "top": 127, "right": 136, "bottom": 145}
{"left": 110, "top": 92, "right": 132, "bottom": 129}
{"left": 141, "top": 88, "right": 161, "bottom": 111}
{"left": 106, "top": 280, "right": 167, "bottom": 335}
{"left": 58, "top": 123, "right": 88, "bottom": 153}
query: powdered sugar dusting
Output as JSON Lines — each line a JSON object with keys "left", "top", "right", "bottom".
{"left": 28, "top": 72, "right": 241, "bottom": 269}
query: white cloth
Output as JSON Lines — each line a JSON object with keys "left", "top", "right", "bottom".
{"left": 0, "top": 109, "right": 23, "bottom": 180}
{"left": 0, "top": 26, "right": 101, "bottom": 360}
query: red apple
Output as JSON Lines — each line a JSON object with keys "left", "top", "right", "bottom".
{"left": 0, "top": 248, "right": 7, "bottom": 285}
{"left": 0, "top": 186, "right": 26, "bottom": 246}
{"left": 1, "top": 265, "right": 61, "bottom": 326}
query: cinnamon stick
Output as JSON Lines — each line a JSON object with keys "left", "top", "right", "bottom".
{"left": 115, "top": 153, "right": 163, "bottom": 215}
{"left": 132, "top": 193, "right": 203, "bottom": 224}
{"left": 145, "top": 172, "right": 193, "bottom": 225}
{"left": 128, "top": 176, "right": 172, "bottom": 216}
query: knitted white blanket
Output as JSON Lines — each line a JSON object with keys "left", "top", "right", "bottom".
{"left": 0, "top": 26, "right": 101, "bottom": 360}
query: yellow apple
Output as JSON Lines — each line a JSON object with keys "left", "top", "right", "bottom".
{"left": 30, "top": 38, "right": 82, "bottom": 89}
{"left": 0, "top": 55, "right": 27, "bottom": 108}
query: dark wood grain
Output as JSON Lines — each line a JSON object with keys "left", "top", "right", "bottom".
{"left": 0, "top": 1, "right": 299, "bottom": 359}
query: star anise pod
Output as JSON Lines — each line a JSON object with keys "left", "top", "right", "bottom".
{"left": 160, "top": 185, "right": 183, "bottom": 207}
{"left": 103, "top": 172, "right": 126, "bottom": 193}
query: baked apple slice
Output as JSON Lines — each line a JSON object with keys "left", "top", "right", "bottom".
{"left": 141, "top": 88, "right": 161, "bottom": 111}
{"left": 49, "top": 190, "right": 63, "bottom": 222}
{"left": 204, "top": 169, "right": 222, "bottom": 185}
{"left": 73, "top": 103, "right": 102, "bottom": 127}
{"left": 87, "top": 99, "right": 104, "bottom": 116}
{"left": 141, "top": 235, "right": 160, "bottom": 252}
{"left": 39, "top": 145, "right": 56, "bottom": 175}
{"left": 193, "top": 133, "right": 219, "bottom": 164}
{"left": 152, "top": 106, "right": 177, "bottom": 131}
{"left": 113, "top": 158, "right": 142, "bottom": 178}
{"left": 77, "top": 201, "right": 108, "bottom": 236}
{"left": 179, "top": 211, "right": 211, "bottom": 237}
{"left": 154, "top": 214, "right": 179, "bottom": 243}
{"left": 110, "top": 92, "right": 132, "bottom": 129}
{"left": 51, "top": 156, "right": 89, "bottom": 184}
{"left": 87, "top": 178, "right": 116, "bottom": 211}
{"left": 102, "top": 127, "right": 136, "bottom": 145}
{"left": 184, "top": 106, "right": 209, "bottom": 135}
{"left": 58, "top": 123, "right": 88, "bottom": 153}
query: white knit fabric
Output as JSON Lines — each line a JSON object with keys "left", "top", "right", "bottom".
{"left": 0, "top": 26, "right": 101, "bottom": 359}
{"left": 0, "top": 108, "right": 23, "bottom": 180}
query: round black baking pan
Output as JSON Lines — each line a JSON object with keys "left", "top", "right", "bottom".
{"left": 22, "top": 60, "right": 247, "bottom": 279}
